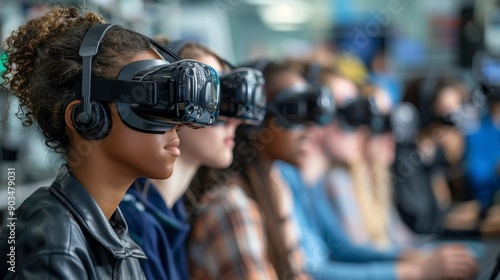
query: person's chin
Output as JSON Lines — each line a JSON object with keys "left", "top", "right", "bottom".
{"left": 154, "top": 162, "right": 175, "bottom": 180}
{"left": 209, "top": 157, "right": 233, "bottom": 169}
{"left": 212, "top": 161, "right": 232, "bottom": 169}
{"left": 161, "top": 167, "right": 174, "bottom": 179}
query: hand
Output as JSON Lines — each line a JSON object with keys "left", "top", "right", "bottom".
{"left": 445, "top": 200, "right": 480, "bottom": 230}
{"left": 419, "top": 244, "right": 478, "bottom": 280}
{"left": 480, "top": 204, "right": 500, "bottom": 236}
{"left": 190, "top": 266, "right": 215, "bottom": 280}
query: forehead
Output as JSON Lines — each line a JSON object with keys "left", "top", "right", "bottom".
{"left": 189, "top": 53, "right": 223, "bottom": 72}
{"left": 327, "top": 76, "right": 358, "bottom": 105}
{"left": 132, "top": 49, "right": 163, "bottom": 61}
{"left": 267, "top": 71, "right": 306, "bottom": 100}
{"left": 434, "top": 86, "right": 463, "bottom": 109}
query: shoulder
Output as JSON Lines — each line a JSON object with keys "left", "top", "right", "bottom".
{"left": 274, "top": 160, "right": 301, "bottom": 183}
{"left": 199, "top": 186, "right": 259, "bottom": 215}
{"left": 274, "top": 160, "right": 297, "bottom": 173}
{"left": 12, "top": 187, "right": 80, "bottom": 244}
{"left": 188, "top": 187, "right": 271, "bottom": 277}
{"left": 0, "top": 187, "right": 86, "bottom": 273}
{"left": 119, "top": 193, "right": 165, "bottom": 247}
{"left": 119, "top": 193, "right": 158, "bottom": 226}
{"left": 191, "top": 186, "right": 263, "bottom": 235}
{"left": 466, "top": 117, "right": 494, "bottom": 139}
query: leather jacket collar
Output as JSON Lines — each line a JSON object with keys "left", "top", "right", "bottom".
{"left": 49, "top": 166, "right": 146, "bottom": 260}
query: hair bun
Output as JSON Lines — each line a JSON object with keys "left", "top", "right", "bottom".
{"left": 10, "top": 6, "right": 103, "bottom": 65}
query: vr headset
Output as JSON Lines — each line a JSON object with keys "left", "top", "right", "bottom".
{"left": 371, "top": 112, "right": 392, "bottom": 134}
{"left": 72, "top": 24, "right": 220, "bottom": 139}
{"left": 335, "top": 97, "right": 395, "bottom": 134}
{"left": 336, "top": 97, "right": 375, "bottom": 131}
{"left": 267, "top": 83, "right": 334, "bottom": 128}
{"left": 167, "top": 40, "right": 266, "bottom": 125}
{"left": 219, "top": 68, "right": 266, "bottom": 124}
{"left": 473, "top": 51, "right": 500, "bottom": 101}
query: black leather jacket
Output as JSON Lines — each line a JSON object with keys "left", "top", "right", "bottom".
{"left": 0, "top": 167, "right": 146, "bottom": 279}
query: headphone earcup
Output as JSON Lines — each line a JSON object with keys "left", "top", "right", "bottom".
{"left": 71, "top": 101, "right": 112, "bottom": 140}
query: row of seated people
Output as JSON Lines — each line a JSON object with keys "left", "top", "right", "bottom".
{"left": 119, "top": 39, "right": 486, "bottom": 279}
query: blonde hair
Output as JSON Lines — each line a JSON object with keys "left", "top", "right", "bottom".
{"left": 349, "top": 158, "right": 392, "bottom": 249}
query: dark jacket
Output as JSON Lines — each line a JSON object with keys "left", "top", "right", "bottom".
{"left": 120, "top": 178, "right": 190, "bottom": 280}
{"left": 0, "top": 166, "right": 146, "bottom": 279}
{"left": 392, "top": 143, "right": 445, "bottom": 234}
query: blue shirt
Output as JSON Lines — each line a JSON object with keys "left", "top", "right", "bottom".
{"left": 276, "top": 161, "right": 400, "bottom": 280}
{"left": 465, "top": 115, "right": 500, "bottom": 209}
{"left": 120, "top": 178, "right": 190, "bottom": 280}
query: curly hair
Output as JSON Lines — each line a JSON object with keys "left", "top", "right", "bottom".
{"left": 1, "top": 5, "right": 153, "bottom": 156}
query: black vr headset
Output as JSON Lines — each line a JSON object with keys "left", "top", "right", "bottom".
{"left": 219, "top": 67, "right": 266, "bottom": 124}
{"left": 267, "top": 83, "right": 334, "bottom": 128}
{"left": 299, "top": 61, "right": 390, "bottom": 133}
{"left": 473, "top": 50, "right": 500, "bottom": 101}
{"left": 371, "top": 110, "right": 393, "bottom": 135}
{"left": 71, "top": 24, "right": 220, "bottom": 140}
{"left": 335, "top": 97, "right": 393, "bottom": 134}
{"left": 167, "top": 40, "right": 266, "bottom": 125}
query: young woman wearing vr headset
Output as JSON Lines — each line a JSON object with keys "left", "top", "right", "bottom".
{"left": 0, "top": 6, "right": 220, "bottom": 279}
{"left": 119, "top": 40, "right": 266, "bottom": 280}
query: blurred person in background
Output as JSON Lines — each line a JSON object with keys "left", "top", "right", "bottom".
{"left": 277, "top": 60, "right": 479, "bottom": 279}
{"left": 394, "top": 72, "right": 500, "bottom": 237}
{"left": 120, "top": 40, "right": 244, "bottom": 280}
{"left": 186, "top": 60, "right": 321, "bottom": 280}
{"left": 354, "top": 84, "right": 417, "bottom": 249}
{"left": 464, "top": 75, "right": 500, "bottom": 236}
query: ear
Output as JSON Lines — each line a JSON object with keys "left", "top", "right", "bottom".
{"left": 65, "top": 100, "right": 81, "bottom": 133}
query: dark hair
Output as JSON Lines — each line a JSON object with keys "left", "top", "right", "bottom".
{"left": 1, "top": 5, "right": 153, "bottom": 156}
{"left": 152, "top": 34, "right": 170, "bottom": 46}
{"left": 402, "top": 73, "right": 466, "bottom": 128}
{"left": 284, "top": 58, "right": 342, "bottom": 84}
{"left": 261, "top": 61, "right": 301, "bottom": 100}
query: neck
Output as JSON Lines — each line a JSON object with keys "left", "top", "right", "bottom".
{"left": 68, "top": 149, "right": 135, "bottom": 220}
{"left": 152, "top": 157, "right": 200, "bottom": 208}
{"left": 301, "top": 149, "right": 330, "bottom": 187}
{"left": 257, "top": 150, "right": 276, "bottom": 174}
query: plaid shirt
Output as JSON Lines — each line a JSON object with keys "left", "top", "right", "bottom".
{"left": 188, "top": 186, "right": 279, "bottom": 280}
{"left": 188, "top": 165, "right": 310, "bottom": 280}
